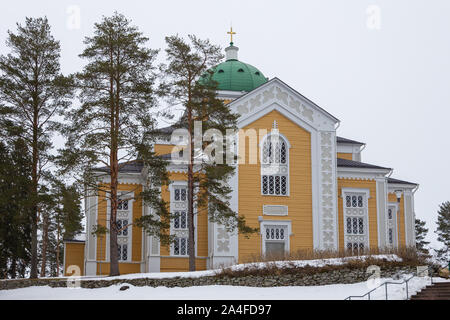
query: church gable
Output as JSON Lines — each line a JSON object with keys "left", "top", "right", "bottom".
{"left": 231, "top": 78, "right": 340, "bottom": 251}
{"left": 229, "top": 78, "right": 339, "bottom": 132}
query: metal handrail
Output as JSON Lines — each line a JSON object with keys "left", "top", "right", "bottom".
{"left": 345, "top": 266, "right": 434, "bottom": 300}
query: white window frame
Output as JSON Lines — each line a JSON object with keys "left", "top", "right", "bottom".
{"left": 387, "top": 203, "right": 399, "bottom": 248}
{"left": 260, "top": 132, "right": 291, "bottom": 197}
{"left": 105, "top": 191, "right": 134, "bottom": 263}
{"left": 260, "top": 219, "right": 292, "bottom": 256}
{"left": 169, "top": 182, "right": 196, "bottom": 257}
{"left": 341, "top": 188, "right": 370, "bottom": 254}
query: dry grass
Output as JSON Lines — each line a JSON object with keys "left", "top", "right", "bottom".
{"left": 216, "top": 246, "right": 426, "bottom": 278}
{"left": 240, "top": 246, "right": 423, "bottom": 264}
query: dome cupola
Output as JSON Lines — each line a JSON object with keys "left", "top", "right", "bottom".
{"left": 199, "top": 28, "right": 268, "bottom": 92}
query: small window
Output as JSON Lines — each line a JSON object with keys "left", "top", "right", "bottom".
{"left": 237, "top": 68, "right": 244, "bottom": 72}
{"left": 173, "top": 237, "right": 188, "bottom": 256}
{"left": 117, "top": 199, "right": 128, "bottom": 210}
{"left": 255, "top": 71, "right": 260, "bottom": 76}
{"left": 218, "top": 69, "right": 224, "bottom": 73}
{"left": 118, "top": 244, "right": 128, "bottom": 261}
{"left": 173, "top": 211, "right": 187, "bottom": 230}
{"left": 116, "top": 219, "right": 128, "bottom": 236}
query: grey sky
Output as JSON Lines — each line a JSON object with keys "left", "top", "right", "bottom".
{"left": 1, "top": 0, "right": 448, "bottom": 250}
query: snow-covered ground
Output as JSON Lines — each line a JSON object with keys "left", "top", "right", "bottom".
{"left": 37, "top": 254, "right": 402, "bottom": 281}
{"left": 1, "top": 255, "right": 448, "bottom": 300}
{"left": 1, "top": 276, "right": 449, "bottom": 300}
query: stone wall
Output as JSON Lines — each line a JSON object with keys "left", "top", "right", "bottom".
{"left": 0, "top": 266, "right": 418, "bottom": 291}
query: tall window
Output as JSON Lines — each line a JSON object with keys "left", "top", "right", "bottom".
{"left": 343, "top": 191, "right": 369, "bottom": 255}
{"left": 261, "top": 133, "right": 289, "bottom": 196}
{"left": 387, "top": 205, "right": 398, "bottom": 248}
{"left": 173, "top": 237, "right": 188, "bottom": 256}
{"left": 116, "top": 195, "right": 132, "bottom": 262}
{"left": 171, "top": 185, "right": 191, "bottom": 256}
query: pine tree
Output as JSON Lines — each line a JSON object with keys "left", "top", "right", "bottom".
{"left": 58, "top": 13, "right": 170, "bottom": 276}
{"left": 38, "top": 183, "right": 83, "bottom": 277}
{"left": 160, "top": 35, "right": 257, "bottom": 271}
{"left": 435, "top": 201, "right": 450, "bottom": 266}
{"left": 415, "top": 218, "right": 430, "bottom": 257}
{"left": 0, "top": 139, "right": 33, "bottom": 278}
{"left": 0, "top": 17, "right": 73, "bottom": 278}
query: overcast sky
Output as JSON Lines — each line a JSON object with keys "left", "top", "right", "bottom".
{"left": 1, "top": 0, "right": 448, "bottom": 250}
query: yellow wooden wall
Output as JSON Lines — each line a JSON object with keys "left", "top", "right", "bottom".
{"left": 237, "top": 110, "right": 313, "bottom": 262}
{"left": 160, "top": 258, "right": 207, "bottom": 272}
{"left": 388, "top": 192, "right": 406, "bottom": 247}
{"left": 64, "top": 242, "right": 85, "bottom": 276}
{"left": 155, "top": 144, "right": 176, "bottom": 156}
{"left": 96, "top": 263, "right": 141, "bottom": 275}
{"left": 337, "top": 178, "right": 379, "bottom": 250}
{"left": 96, "top": 183, "right": 143, "bottom": 268}
{"left": 337, "top": 153, "right": 353, "bottom": 160}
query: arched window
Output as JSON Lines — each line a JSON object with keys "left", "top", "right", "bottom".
{"left": 261, "top": 132, "right": 290, "bottom": 196}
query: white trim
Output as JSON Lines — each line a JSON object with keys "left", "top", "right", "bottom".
{"left": 387, "top": 202, "right": 399, "bottom": 248}
{"left": 259, "top": 219, "right": 292, "bottom": 256}
{"left": 259, "top": 131, "right": 290, "bottom": 197}
{"left": 375, "top": 177, "right": 388, "bottom": 249}
{"left": 105, "top": 191, "right": 134, "bottom": 263}
{"left": 229, "top": 78, "right": 339, "bottom": 127}
{"left": 341, "top": 188, "right": 371, "bottom": 250}
{"left": 263, "top": 205, "right": 288, "bottom": 216}
{"left": 169, "top": 182, "right": 197, "bottom": 257}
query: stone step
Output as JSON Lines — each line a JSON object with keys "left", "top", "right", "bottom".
{"left": 410, "top": 297, "right": 450, "bottom": 300}
{"left": 414, "top": 293, "right": 450, "bottom": 297}
{"left": 408, "top": 282, "right": 450, "bottom": 300}
{"left": 430, "top": 282, "right": 450, "bottom": 287}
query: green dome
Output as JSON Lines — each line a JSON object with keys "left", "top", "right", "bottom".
{"left": 199, "top": 45, "right": 268, "bottom": 92}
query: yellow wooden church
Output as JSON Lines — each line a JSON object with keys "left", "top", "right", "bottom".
{"left": 64, "top": 35, "right": 418, "bottom": 276}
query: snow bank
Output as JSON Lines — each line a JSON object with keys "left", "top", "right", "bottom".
{"left": 77, "top": 254, "right": 401, "bottom": 281}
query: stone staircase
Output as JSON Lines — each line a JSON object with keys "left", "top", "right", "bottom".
{"left": 410, "top": 282, "right": 450, "bottom": 300}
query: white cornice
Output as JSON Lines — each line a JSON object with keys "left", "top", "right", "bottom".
{"left": 337, "top": 166, "right": 390, "bottom": 180}
{"left": 387, "top": 183, "right": 417, "bottom": 191}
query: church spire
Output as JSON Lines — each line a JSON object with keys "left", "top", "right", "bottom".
{"left": 225, "top": 26, "right": 239, "bottom": 61}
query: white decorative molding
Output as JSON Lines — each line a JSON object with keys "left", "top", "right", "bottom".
{"left": 341, "top": 188, "right": 371, "bottom": 250}
{"left": 337, "top": 167, "right": 391, "bottom": 181}
{"left": 375, "top": 177, "right": 388, "bottom": 249}
{"left": 96, "top": 172, "right": 144, "bottom": 185}
{"left": 318, "top": 131, "right": 338, "bottom": 250}
{"left": 230, "top": 79, "right": 339, "bottom": 132}
{"left": 259, "top": 219, "right": 293, "bottom": 255}
{"left": 263, "top": 205, "right": 288, "bottom": 216}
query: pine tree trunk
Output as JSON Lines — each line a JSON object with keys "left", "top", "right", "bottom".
{"left": 40, "top": 213, "right": 49, "bottom": 277}
{"left": 108, "top": 50, "right": 120, "bottom": 276}
{"left": 9, "top": 258, "right": 17, "bottom": 279}
{"left": 30, "top": 119, "right": 39, "bottom": 279}
{"left": 187, "top": 106, "right": 196, "bottom": 272}
{"left": 56, "top": 219, "right": 60, "bottom": 276}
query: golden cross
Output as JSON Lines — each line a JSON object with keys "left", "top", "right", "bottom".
{"left": 227, "top": 27, "right": 236, "bottom": 44}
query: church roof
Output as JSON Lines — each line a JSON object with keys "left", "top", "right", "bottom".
{"left": 63, "top": 233, "right": 86, "bottom": 243}
{"left": 199, "top": 59, "right": 268, "bottom": 92}
{"left": 94, "top": 160, "right": 144, "bottom": 173}
{"left": 387, "top": 177, "right": 417, "bottom": 186}
{"left": 337, "top": 158, "right": 390, "bottom": 170}
{"left": 198, "top": 44, "right": 268, "bottom": 92}
{"left": 336, "top": 136, "right": 365, "bottom": 145}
